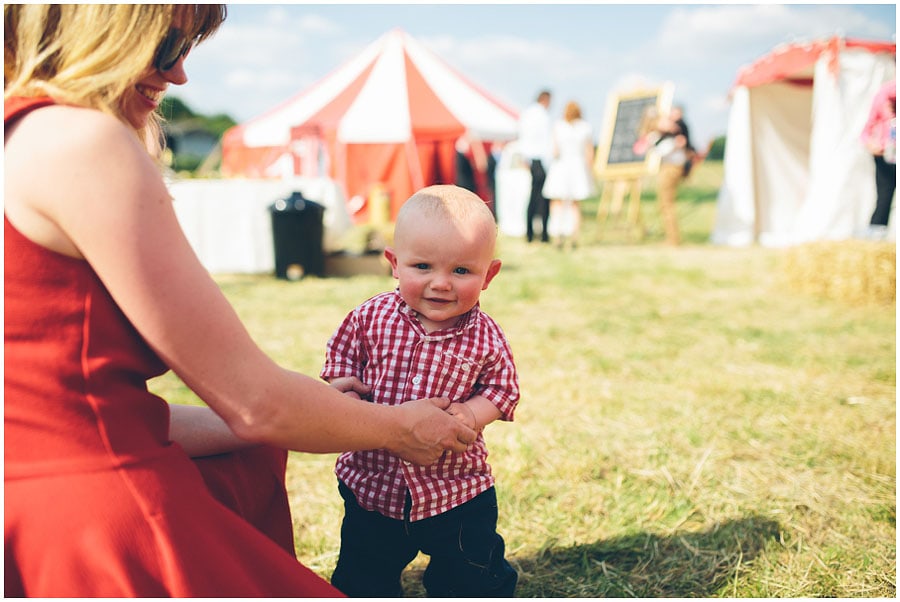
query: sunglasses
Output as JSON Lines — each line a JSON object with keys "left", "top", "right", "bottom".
{"left": 153, "top": 28, "right": 197, "bottom": 72}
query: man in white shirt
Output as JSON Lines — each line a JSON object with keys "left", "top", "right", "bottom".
{"left": 517, "top": 89, "right": 553, "bottom": 242}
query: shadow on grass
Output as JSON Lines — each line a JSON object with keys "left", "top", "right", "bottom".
{"left": 513, "top": 514, "right": 781, "bottom": 597}
{"left": 397, "top": 514, "right": 780, "bottom": 597}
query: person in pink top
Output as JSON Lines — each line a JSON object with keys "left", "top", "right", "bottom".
{"left": 860, "top": 79, "right": 896, "bottom": 238}
{"left": 321, "top": 185, "right": 520, "bottom": 597}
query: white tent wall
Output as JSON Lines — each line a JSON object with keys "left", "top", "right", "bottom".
{"left": 713, "top": 82, "right": 813, "bottom": 247}
{"left": 753, "top": 81, "right": 813, "bottom": 247}
{"left": 711, "top": 88, "right": 755, "bottom": 245}
{"left": 794, "top": 48, "right": 895, "bottom": 243}
{"left": 713, "top": 40, "right": 896, "bottom": 247}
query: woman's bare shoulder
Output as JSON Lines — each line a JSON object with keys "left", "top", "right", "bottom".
{"left": 7, "top": 103, "right": 156, "bottom": 202}
{"left": 4, "top": 104, "right": 160, "bottom": 257}
{"left": 7, "top": 104, "right": 143, "bottom": 164}
{"left": 12, "top": 103, "right": 124, "bottom": 129}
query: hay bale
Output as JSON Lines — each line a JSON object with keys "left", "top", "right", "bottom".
{"left": 779, "top": 240, "right": 896, "bottom": 305}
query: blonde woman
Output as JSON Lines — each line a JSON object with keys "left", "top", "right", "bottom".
{"left": 4, "top": 5, "right": 473, "bottom": 596}
{"left": 542, "top": 100, "right": 597, "bottom": 249}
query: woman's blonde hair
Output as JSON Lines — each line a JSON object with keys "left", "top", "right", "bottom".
{"left": 4, "top": 4, "right": 226, "bottom": 149}
{"left": 564, "top": 101, "right": 582, "bottom": 122}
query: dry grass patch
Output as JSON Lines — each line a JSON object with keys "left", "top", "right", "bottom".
{"left": 779, "top": 239, "right": 896, "bottom": 305}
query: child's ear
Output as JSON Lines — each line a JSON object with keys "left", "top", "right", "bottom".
{"left": 384, "top": 247, "right": 400, "bottom": 279}
{"left": 482, "top": 259, "right": 502, "bottom": 290}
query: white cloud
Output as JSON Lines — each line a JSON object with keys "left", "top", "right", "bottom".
{"left": 412, "top": 32, "right": 586, "bottom": 109}
{"left": 255, "top": 6, "right": 340, "bottom": 35}
{"left": 609, "top": 72, "right": 657, "bottom": 95}
{"left": 423, "top": 33, "right": 576, "bottom": 80}
{"left": 182, "top": 10, "right": 341, "bottom": 119}
{"left": 294, "top": 14, "right": 342, "bottom": 35}
{"left": 701, "top": 93, "right": 731, "bottom": 114}
{"left": 655, "top": 4, "right": 894, "bottom": 65}
{"left": 793, "top": 5, "right": 895, "bottom": 40}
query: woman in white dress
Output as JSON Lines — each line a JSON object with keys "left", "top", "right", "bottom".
{"left": 542, "top": 100, "right": 596, "bottom": 248}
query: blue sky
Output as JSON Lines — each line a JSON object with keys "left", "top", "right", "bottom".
{"left": 179, "top": 3, "right": 896, "bottom": 149}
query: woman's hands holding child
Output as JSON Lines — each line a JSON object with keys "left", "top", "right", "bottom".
{"left": 329, "top": 377, "right": 475, "bottom": 465}
{"left": 388, "top": 398, "right": 475, "bottom": 465}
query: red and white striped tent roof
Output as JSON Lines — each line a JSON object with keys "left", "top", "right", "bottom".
{"left": 732, "top": 37, "right": 895, "bottom": 89}
{"left": 221, "top": 28, "right": 519, "bottom": 219}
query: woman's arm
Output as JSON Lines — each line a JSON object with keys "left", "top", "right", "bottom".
{"left": 5, "top": 106, "right": 474, "bottom": 464}
{"left": 169, "top": 404, "right": 257, "bottom": 457}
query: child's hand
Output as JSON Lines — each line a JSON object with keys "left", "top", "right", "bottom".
{"left": 329, "top": 376, "right": 371, "bottom": 400}
{"left": 446, "top": 402, "right": 477, "bottom": 430}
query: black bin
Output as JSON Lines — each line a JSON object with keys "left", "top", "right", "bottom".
{"left": 269, "top": 192, "right": 325, "bottom": 280}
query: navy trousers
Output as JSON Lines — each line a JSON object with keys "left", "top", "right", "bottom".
{"left": 526, "top": 159, "right": 549, "bottom": 242}
{"left": 871, "top": 155, "right": 896, "bottom": 226}
{"left": 331, "top": 481, "right": 517, "bottom": 597}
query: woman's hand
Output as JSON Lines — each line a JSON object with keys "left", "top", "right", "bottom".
{"left": 387, "top": 397, "right": 476, "bottom": 465}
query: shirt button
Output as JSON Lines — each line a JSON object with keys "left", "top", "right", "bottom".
{"left": 412, "top": 375, "right": 422, "bottom": 385}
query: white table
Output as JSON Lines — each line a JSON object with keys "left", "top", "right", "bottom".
{"left": 168, "top": 177, "right": 352, "bottom": 274}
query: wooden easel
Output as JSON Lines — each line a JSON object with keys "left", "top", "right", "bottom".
{"left": 595, "top": 177, "right": 644, "bottom": 241}
{"left": 592, "top": 83, "right": 673, "bottom": 243}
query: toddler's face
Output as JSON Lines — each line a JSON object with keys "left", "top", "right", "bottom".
{"left": 386, "top": 217, "right": 500, "bottom": 332}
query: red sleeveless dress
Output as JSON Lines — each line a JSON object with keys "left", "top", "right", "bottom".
{"left": 4, "top": 97, "right": 342, "bottom": 597}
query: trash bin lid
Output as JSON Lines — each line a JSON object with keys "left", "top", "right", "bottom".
{"left": 270, "top": 191, "right": 324, "bottom": 212}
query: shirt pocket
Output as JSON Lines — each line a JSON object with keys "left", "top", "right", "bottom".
{"left": 431, "top": 350, "right": 483, "bottom": 402}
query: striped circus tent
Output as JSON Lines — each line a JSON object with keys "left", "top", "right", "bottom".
{"left": 221, "top": 28, "right": 519, "bottom": 220}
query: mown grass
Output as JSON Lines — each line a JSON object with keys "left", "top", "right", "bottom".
{"left": 150, "top": 162, "right": 895, "bottom": 597}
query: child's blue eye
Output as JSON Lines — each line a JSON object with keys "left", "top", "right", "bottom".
{"left": 414, "top": 263, "right": 429, "bottom": 270}
{"left": 454, "top": 267, "right": 470, "bottom": 275}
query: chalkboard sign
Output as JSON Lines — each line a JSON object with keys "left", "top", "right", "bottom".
{"left": 594, "top": 84, "right": 673, "bottom": 179}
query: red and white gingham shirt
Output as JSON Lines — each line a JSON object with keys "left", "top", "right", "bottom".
{"left": 321, "top": 290, "right": 519, "bottom": 522}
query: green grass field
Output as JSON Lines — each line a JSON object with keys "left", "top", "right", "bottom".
{"left": 150, "top": 162, "right": 896, "bottom": 596}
